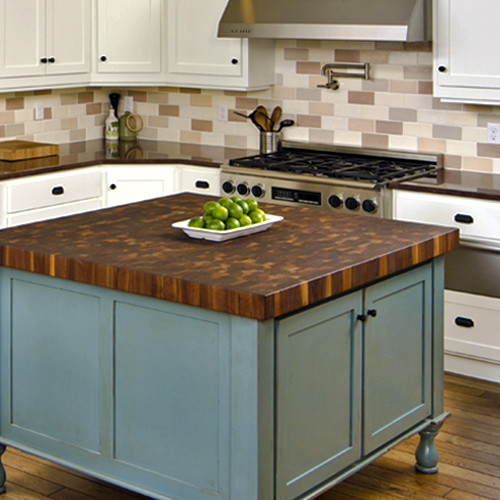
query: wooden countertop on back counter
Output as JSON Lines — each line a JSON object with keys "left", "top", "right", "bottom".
{"left": 0, "top": 193, "right": 459, "bottom": 320}
{"left": 0, "top": 139, "right": 250, "bottom": 180}
{"left": 391, "top": 168, "right": 500, "bottom": 201}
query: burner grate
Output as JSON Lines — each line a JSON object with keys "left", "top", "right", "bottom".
{"left": 229, "top": 148, "right": 437, "bottom": 185}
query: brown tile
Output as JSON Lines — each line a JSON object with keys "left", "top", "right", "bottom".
{"left": 431, "top": 97, "right": 462, "bottom": 111}
{"left": 0, "top": 125, "right": 4, "bottom": 137}
{"left": 348, "top": 91, "right": 374, "bottom": 105}
{"left": 78, "top": 91, "right": 93, "bottom": 104}
{"left": 443, "top": 155, "right": 462, "bottom": 169}
{"left": 180, "top": 88, "right": 201, "bottom": 94}
{"left": 433, "top": 124, "right": 462, "bottom": 140}
{"left": 349, "top": 118, "right": 375, "bottom": 132}
{"left": 335, "top": 50, "right": 360, "bottom": 63}
{"left": 375, "top": 42, "right": 404, "bottom": 50}
{"left": 404, "top": 41, "right": 432, "bottom": 52}
{"left": 297, "top": 114, "right": 321, "bottom": 128}
{"left": 180, "top": 130, "right": 201, "bottom": 142}
{"left": 389, "top": 107, "right": 417, "bottom": 122}
{"left": 297, "top": 88, "right": 322, "bottom": 101}
{"left": 34, "top": 89, "right": 52, "bottom": 95}
{"left": 6, "top": 97, "right": 24, "bottom": 110}
{"left": 404, "top": 66, "right": 432, "bottom": 80}
{"left": 44, "top": 107, "right": 52, "bottom": 119}
{"left": 296, "top": 61, "right": 321, "bottom": 74}
{"left": 148, "top": 92, "right": 169, "bottom": 104}
{"left": 418, "top": 81, "right": 433, "bottom": 94}
{"left": 86, "top": 102, "right": 102, "bottom": 115}
{"left": 376, "top": 120, "right": 403, "bottom": 135}
{"left": 235, "top": 97, "right": 259, "bottom": 110}
{"left": 61, "top": 93, "right": 77, "bottom": 105}
{"left": 284, "top": 48, "right": 309, "bottom": 61}
{"left": 159, "top": 105, "right": 180, "bottom": 117}
{"left": 229, "top": 110, "right": 247, "bottom": 123}
{"left": 477, "top": 143, "right": 500, "bottom": 158}
{"left": 128, "top": 90, "right": 148, "bottom": 102}
{"left": 362, "top": 133, "right": 388, "bottom": 149}
{"left": 191, "top": 119, "right": 213, "bottom": 132}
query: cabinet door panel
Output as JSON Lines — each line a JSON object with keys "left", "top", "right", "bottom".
{"left": 276, "top": 292, "right": 362, "bottom": 500}
{"left": 167, "top": 0, "right": 242, "bottom": 77}
{"left": 363, "top": 265, "right": 432, "bottom": 454}
{"left": 96, "top": 0, "right": 161, "bottom": 73}
{"left": 0, "top": 0, "right": 45, "bottom": 77}
{"left": 47, "top": 0, "right": 90, "bottom": 75}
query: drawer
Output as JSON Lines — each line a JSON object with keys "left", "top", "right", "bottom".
{"left": 7, "top": 168, "right": 102, "bottom": 213}
{"left": 393, "top": 190, "right": 500, "bottom": 245}
{"left": 177, "top": 166, "right": 220, "bottom": 196}
{"left": 444, "top": 290, "right": 500, "bottom": 363}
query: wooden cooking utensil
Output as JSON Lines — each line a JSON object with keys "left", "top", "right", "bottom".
{"left": 270, "top": 106, "right": 282, "bottom": 131}
{"left": 255, "top": 105, "right": 271, "bottom": 131}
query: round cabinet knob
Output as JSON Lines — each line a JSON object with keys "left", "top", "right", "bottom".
{"left": 237, "top": 182, "right": 249, "bottom": 196}
{"left": 48, "top": 57, "right": 55, "bottom": 63}
{"left": 222, "top": 180, "right": 235, "bottom": 194}
{"left": 437, "top": 65, "right": 447, "bottom": 73}
{"left": 109, "top": 183, "right": 117, "bottom": 190}
{"left": 251, "top": 184, "right": 265, "bottom": 198}
{"left": 367, "top": 309, "right": 377, "bottom": 317}
{"left": 328, "top": 194, "right": 343, "bottom": 208}
{"left": 231, "top": 58, "right": 239, "bottom": 65}
{"left": 100, "top": 55, "right": 107, "bottom": 62}
{"left": 345, "top": 197, "right": 360, "bottom": 210}
{"left": 40, "top": 57, "right": 48, "bottom": 63}
{"left": 361, "top": 199, "right": 378, "bottom": 213}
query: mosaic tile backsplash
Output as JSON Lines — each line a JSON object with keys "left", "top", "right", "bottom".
{"left": 2, "top": 40, "right": 500, "bottom": 172}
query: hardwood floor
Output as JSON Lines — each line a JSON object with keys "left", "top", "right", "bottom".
{"left": 1, "top": 372, "right": 499, "bottom": 499}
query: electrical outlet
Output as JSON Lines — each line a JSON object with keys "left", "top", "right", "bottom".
{"left": 218, "top": 104, "right": 228, "bottom": 122}
{"left": 487, "top": 123, "right": 500, "bottom": 144}
{"left": 35, "top": 101, "right": 44, "bottom": 121}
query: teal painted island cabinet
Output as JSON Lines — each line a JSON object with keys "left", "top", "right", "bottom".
{"left": 0, "top": 193, "right": 458, "bottom": 500}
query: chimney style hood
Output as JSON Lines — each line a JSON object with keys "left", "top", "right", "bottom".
{"left": 218, "top": 0, "right": 430, "bottom": 42}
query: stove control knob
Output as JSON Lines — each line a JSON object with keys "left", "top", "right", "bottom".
{"left": 328, "top": 194, "right": 343, "bottom": 208}
{"left": 222, "top": 180, "right": 235, "bottom": 194}
{"left": 251, "top": 184, "right": 265, "bottom": 198}
{"left": 237, "top": 182, "right": 250, "bottom": 196}
{"left": 345, "top": 197, "right": 360, "bottom": 210}
{"left": 362, "top": 199, "right": 378, "bottom": 213}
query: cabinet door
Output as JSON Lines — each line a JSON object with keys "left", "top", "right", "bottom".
{"left": 434, "top": 0, "right": 500, "bottom": 103}
{"left": 96, "top": 0, "right": 161, "bottom": 74}
{"left": 46, "top": 0, "right": 90, "bottom": 75}
{"left": 104, "top": 166, "right": 176, "bottom": 208}
{"left": 276, "top": 292, "right": 362, "bottom": 500}
{"left": 166, "top": 0, "right": 242, "bottom": 77}
{"left": 0, "top": 0, "right": 46, "bottom": 77}
{"left": 363, "top": 264, "right": 432, "bottom": 454}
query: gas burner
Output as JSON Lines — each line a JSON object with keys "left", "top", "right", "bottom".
{"left": 228, "top": 148, "right": 436, "bottom": 186}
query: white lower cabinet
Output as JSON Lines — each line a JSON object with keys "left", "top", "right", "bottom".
{"left": 174, "top": 164, "right": 221, "bottom": 196}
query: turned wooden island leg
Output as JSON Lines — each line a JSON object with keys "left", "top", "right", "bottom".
{"left": 0, "top": 444, "right": 6, "bottom": 493}
{"left": 415, "top": 414, "right": 449, "bottom": 473}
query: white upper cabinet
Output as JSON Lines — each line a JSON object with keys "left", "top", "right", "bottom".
{"left": 165, "top": 0, "right": 274, "bottom": 90}
{"left": 433, "top": 0, "right": 500, "bottom": 104}
{"left": 93, "top": 0, "right": 165, "bottom": 83}
{"left": 0, "top": 0, "right": 90, "bottom": 85}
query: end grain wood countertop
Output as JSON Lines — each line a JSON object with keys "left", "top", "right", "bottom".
{"left": 0, "top": 193, "right": 459, "bottom": 320}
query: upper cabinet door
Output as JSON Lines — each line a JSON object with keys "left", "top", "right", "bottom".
{"left": 0, "top": 0, "right": 46, "bottom": 77}
{"left": 434, "top": 0, "right": 500, "bottom": 104}
{"left": 47, "top": 0, "right": 90, "bottom": 75}
{"left": 96, "top": 0, "right": 162, "bottom": 74}
{"left": 166, "top": 0, "right": 242, "bottom": 77}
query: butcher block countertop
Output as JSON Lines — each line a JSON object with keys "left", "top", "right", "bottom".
{"left": 0, "top": 193, "right": 459, "bottom": 320}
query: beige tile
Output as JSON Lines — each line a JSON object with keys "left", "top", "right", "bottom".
{"left": 404, "top": 66, "right": 432, "bottom": 80}
{"left": 190, "top": 94, "right": 212, "bottom": 107}
{"left": 444, "top": 155, "right": 462, "bottom": 169}
{"left": 148, "top": 92, "right": 169, "bottom": 104}
{"left": 297, "top": 88, "right": 322, "bottom": 101}
{"left": 60, "top": 93, "right": 77, "bottom": 105}
{"left": 61, "top": 117, "right": 78, "bottom": 130}
{"left": 417, "top": 137, "right": 447, "bottom": 153}
{"left": 309, "top": 128, "right": 334, "bottom": 143}
{"left": 5, "top": 123, "right": 25, "bottom": 137}
{"left": 181, "top": 130, "right": 202, "bottom": 143}
{"left": 224, "top": 135, "right": 248, "bottom": 148}
{"left": 376, "top": 120, "right": 403, "bottom": 135}
{"left": 388, "top": 135, "right": 417, "bottom": 151}
{"left": 362, "top": 133, "right": 388, "bottom": 149}
{"left": 272, "top": 87, "right": 296, "bottom": 99}
{"left": 349, "top": 118, "right": 375, "bottom": 132}
{"left": 334, "top": 50, "right": 360, "bottom": 62}
{"left": 0, "top": 111, "right": 15, "bottom": 124}
{"left": 296, "top": 61, "right": 322, "bottom": 74}
{"left": 463, "top": 156, "right": 493, "bottom": 172}
{"left": 159, "top": 104, "right": 180, "bottom": 117}
{"left": 433, "top": 124, "right": 462, "bottom": 140}
{"left": 309, "top": 102, "right": 334, "bottom": 116}
{"left": 235, "top": 97, "right": 259, "bottom": 110}
{"left": 70, "top": 129, "right": 86, "bottom": 142}
{"left": 389, "top": 80, "right": 417, "bottom": 93}
{"left": 477, "top": 143, "right": 500, "bottom": 158}
{"left": 348, "top": 91, "right": 374, "bottom": 105}
{"left": 86, "top": 103, "right": 101, "bottom": 115}
{"left": 297, "top": 114, "right": 321, "bottom": 128}
{"left": 389, "top": 107, "right": 417, "bottom": 122}
{"left": 284, "top": 48, "right": 309, "bottom": 61}
{"left": 148, "top": 116, "right": 170, "bottom": 128}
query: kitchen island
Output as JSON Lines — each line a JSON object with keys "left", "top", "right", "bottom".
{"left": 0, "top": 193, "right": 458, "bottom": 500}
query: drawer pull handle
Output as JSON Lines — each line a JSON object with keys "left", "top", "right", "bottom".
{"left": 454, "top": 213, "right": 474, "bottom": 224}
{"left": 455, "top": 316, "right": 474, "bottom": 328}
{"left": 195, "top": 180, "right": 209, "bottom": 189}
{"left": 51, "top": 186, "right": 64, "bottom": 196}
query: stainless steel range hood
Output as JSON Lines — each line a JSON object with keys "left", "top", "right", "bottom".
{"left": 218, "top": 0, "right": 430, "bottom": 42}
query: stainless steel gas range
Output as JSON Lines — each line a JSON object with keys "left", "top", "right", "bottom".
{"left": 221, "top": 142, "right": 442, "bottom": 218}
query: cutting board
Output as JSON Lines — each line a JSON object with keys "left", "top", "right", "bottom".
{"left": 0, "top": 140, "right": 59, "bottom": 161}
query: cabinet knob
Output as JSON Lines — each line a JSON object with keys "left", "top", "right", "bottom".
{"left": 51, "top": 186, "right": 64, "bottom": 196}
{"left": 437, "top": 65, "right": 447, "bottom": 73}
{"left": 109, "top": 183, "right": 117, "bottom": 190}
{"left": 40, "top": 57, "right": 48, "bottom": 64}
{"left": 367, "top": 309, "right": 377, "bottom": 318}
{"left": 455, "top": 316, "right": 474, "bottom": 328}
{"left": 48, "top": 57, "right": 55, "bottom": 63}
{"left": 454, "top": 213, "right": 474, "bottom": 224}
{"left": 231, "top": 58, "right": 239, "bottom": 65}
{"left": 357, "top": 314, "right": 367, "bottom": 322}
{"left": 100, "top": 55, "right": 107, "bottom": 62}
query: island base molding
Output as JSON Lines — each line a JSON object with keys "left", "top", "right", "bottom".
{"left": 0, "top": 259, "right": 446, "bottom": 500}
